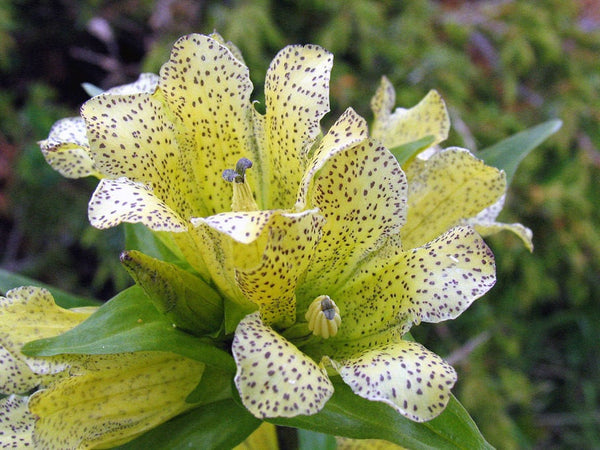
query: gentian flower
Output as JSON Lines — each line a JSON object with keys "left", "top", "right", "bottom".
{"left": 370, "top": 76, "right": 533, "bottom": 250}
{"left": 37, "top": 32, "right": 511, "bottom": 424}
{"left": 0, "top": 287, "right": 204, "bottom": 448}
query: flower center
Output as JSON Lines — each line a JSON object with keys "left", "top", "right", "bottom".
{"left": 305, "top": 295, "right": 341, "bottom": 339}
{"left": 222, "top": 158, "right": 259, "bottom": 212}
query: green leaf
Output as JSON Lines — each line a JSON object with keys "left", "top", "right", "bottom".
{"left": 114, "top": 399, "right": 261, "bottom": 450}
{"left": 185, "top": 365, "right": 233, "bottom": 405}
{"left": 0, "top": 268, "right": 101, "bottom": 308}
{"left": 269, "top": 379, "right": 492, "bottom": 450}
{"left": 478, "top": 119, "right": 562, "bottom": 184}
{"left": 389, "top": 135, "right": 435, "bottom": 166}
{"left": 298, "top": 429, "right": 337, "bottom": 450}
{"left": 21, "top": 285, "right": 235, "bottom": 373}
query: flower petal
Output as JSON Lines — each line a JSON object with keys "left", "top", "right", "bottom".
{"left": 208, "top": 31, "right": 246, "bottom": 64}
{"left": 88, "top": 178, "right": 188, "bottom": 231}
{"left": 197, "top": 209, "right": 324, "bottom": 326}
{"left": 0, "top": 343, "right": 39, "bottom": 394}
{"left": 236, "top": 211, "right": 324, "bottom": 327}
{"left": 333, "top": 226, "right": 495, "bottom": 341}
{"left": 295, "top": 107, "right": 369, "bottom": 210}
{"left": 401, "top": 148, "right": 506, "bottom": 248}
{"left": 39, "top": 117, "right": 100, "bottom": 179}
{"left": 387, "top": 226, "right": 496, "bottom": 324}
{"left": 471, "top": 221, "right": 533, "bottom": 252}
{"left": 371, "top": 77, "right": 450, "bottom": 150}
{"left": 189, "top": 211, "right": 280, "bottom": 312}
{"left": 29, "top": 352, "right": 204, "bottom": 449}
{"left": 39, "top": 74, "right": 161, "bottom": 181}
{"left": 370, "top": 76, "right": 396, "bottom": 125}
{"left": 0, "top": 287, "right": 93, "bottom": 380}
{"left": 185, "top": 226, "right": 256, "bottom": 311}
{"left": 159, "top": 33, "right": 257, "bottom": 215}
{"left": 82, "top": 91, "right": 178, "bottom": 181}
{"left": 328, "top": 340, "right": 457, "bottom": 422}
{"left": 233, "top": 312, "right": 333, "bottom": 418}
{"left": 259, "top": 44, "right": 333, "bottom": 209}
{"left": 299, "top": 140, "right": 407, "bottom": 304}
{"left": 0, "top": 395, "right": 35, "bottom": 447}
{"left": 81, "top": 88, "right": 213, "bottom": 220}
{"left": 463, "top": 194, "right": 533, "bottom": 251}
{"left": 196, "top": 210, "right": 280, "bottom": 245}
{"left": 103, "top": 73, "right": 159, "bottom": 95}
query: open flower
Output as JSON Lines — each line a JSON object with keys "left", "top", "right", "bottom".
{"left": 38, "top": 33, "right": 512, "bottom": 423}
{"left": 370, "top": 76, "right": 533, "bottom": 250}
{"left": 0, "top": 287, "right": 204, "bottom": 448}
{"left": 39, "top": 32, "right": 334, "bottom": 280}
{"left": 228, "top": 137, "right": 496, "bottom": 420}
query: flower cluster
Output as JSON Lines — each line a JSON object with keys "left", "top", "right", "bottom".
{"left": 0, "top": 32, "right": 532, "bottom": 447}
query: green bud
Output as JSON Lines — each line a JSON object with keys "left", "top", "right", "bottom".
{"left": 121, "top": 250, "right": 224, "bottom": 335}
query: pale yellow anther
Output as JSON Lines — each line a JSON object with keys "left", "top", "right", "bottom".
{"left": 305, "top": 295, "right": 341, "bottom": 339}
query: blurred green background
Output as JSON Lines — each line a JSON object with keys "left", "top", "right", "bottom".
{"left": 0, "top": 0, "right": 598, "bottom": 448}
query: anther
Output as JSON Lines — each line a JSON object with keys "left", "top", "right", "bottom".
{"left": 305, "top": 295, "right": 341, "bottom": 339}
{"left": 223, "top": 158, "right": 258, "bottom": 212}
{"left": 223, "top": 158, "right": 253, "bottom": 183}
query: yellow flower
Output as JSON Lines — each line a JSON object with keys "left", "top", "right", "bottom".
{"left": 0, "top": 287, "right": 204, "bottom": 448}
{"left": 370, "top": 76, "right": 533, "bottom": 250}
{"left": 39, "top": 32, "right": 336, "bottom": 294}
{"left": 39, "top": 33, "right": 509, "bottom": 423}
{"left": 370, "top": 75, "right": 450, "bottom": 152}
{"left": 229, "top": 142, "right": 496, "bottom": 419}
{"left": 0, "top": 287, "right": 95, "bottom": 394}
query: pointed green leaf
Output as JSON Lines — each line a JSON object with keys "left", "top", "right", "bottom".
{"left": 478, "top": 119, "right": 562, "bottom": 184}
{"left": 21, "top": 286, "right": 235, "bottom": 373}
{"left": 114, "top": 399, "right": 261, "bottom": 450}
{"left": 388, "top": 135, "right": 435, "bottom": 166}
{"left": 0, "top": 269, "right": 101, "bottom": 308}
{"left": 268, "top": 379, "right": 492, "bottom": 450}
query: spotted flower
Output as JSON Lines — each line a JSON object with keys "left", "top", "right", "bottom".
{"left": 370, "top": 76, "right": 533, "bottom": 250}
{"left": 0, "top": 287, "right": 204, "bottom": 448}
{"left": 228, "top": 143, "right": 495, "bottom": 420}
{"left": 38, "top": 33, "right": 506, "bottom": 422}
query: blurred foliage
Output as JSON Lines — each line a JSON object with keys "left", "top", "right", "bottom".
{"left": 0, "top": 0, "right": 599, "bottom": 448}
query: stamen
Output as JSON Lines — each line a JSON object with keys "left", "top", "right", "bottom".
{"left": 305, "top": 295, "right": 341, "bottom": 339}
{"left": 222, "top": 158, "right": 253, "bottom": 183}
{"left": 236, "top": 157, "right": 253, "bottom": 175}
{"left": 222, "top": 169, "right": 241, "bottom": 183}
{"left": 223, "top": 158, "right": 258, "bottom": 211}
